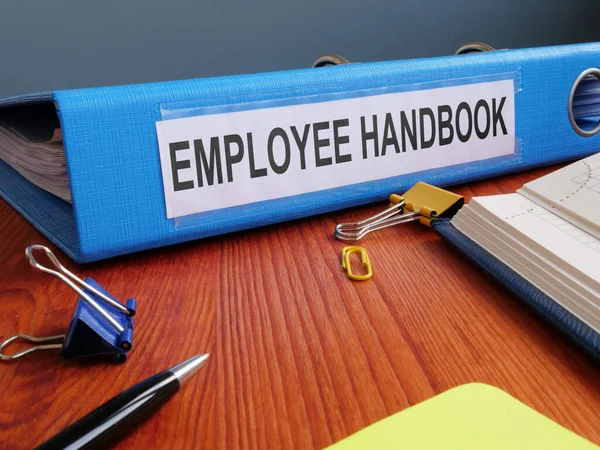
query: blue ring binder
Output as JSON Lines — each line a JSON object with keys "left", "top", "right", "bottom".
{"left": 1, "top": 42, "right": 600, "bottom": 262}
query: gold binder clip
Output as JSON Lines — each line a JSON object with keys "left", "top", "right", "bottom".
{"left": 341, "top": 246, "right": 373, "bottom": 281}
{"left": 334, "top": 182, "right": 464, "bottom": 241}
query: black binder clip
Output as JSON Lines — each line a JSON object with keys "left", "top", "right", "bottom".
{"left": 0, "top": 245, "right": 136, "bottom": 364}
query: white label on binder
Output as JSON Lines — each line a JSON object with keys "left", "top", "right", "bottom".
{"left": 156, "top": 79, "right": 515, "bottom": 218}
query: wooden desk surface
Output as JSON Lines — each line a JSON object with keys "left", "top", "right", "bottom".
{"left": 0, "top": 167, "right": 599, "bottom": 449}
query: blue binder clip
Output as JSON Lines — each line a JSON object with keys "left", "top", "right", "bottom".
{"left": 0, "top": 245, "right": 136, "bottom": 364}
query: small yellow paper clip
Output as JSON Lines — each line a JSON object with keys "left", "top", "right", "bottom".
{"left": 341, "top": 246, "right": 373, "bottom": 281}
{"left": 335, "top": 182, "right": 464, "bottom": 241}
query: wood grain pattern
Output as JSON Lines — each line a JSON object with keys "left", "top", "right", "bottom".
{"left": 0, "top": 167, "right": 599, "bottom": 449}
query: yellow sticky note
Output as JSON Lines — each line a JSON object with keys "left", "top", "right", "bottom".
{"left": 326, "top": 383, "right": 598, "bottom": 450}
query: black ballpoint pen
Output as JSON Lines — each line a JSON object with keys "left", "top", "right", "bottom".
{"left": 35, "top": 354, "right": 210, "bottom": 450}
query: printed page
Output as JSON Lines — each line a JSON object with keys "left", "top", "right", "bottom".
{"left": 519, "top": 152, "right": 600, "bottom": 239}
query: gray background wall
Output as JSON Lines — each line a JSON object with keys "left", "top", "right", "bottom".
{"left": 1, "top": 0, "right": 599, "bottom": 98}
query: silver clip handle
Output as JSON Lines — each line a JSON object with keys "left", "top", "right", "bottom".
{"left": 334, "top": 200, "right": 421, "bottom": 241}
{"left": 0, "top": 334, "right": 65, "bottom": 361}
{"left": 25, "top": 245, "right": 128, "bottom": 333}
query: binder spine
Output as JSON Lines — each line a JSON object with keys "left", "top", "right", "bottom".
{"left": 2, "top": 42, "right": 600, "bottom": 261}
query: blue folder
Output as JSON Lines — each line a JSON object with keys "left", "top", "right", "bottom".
{"left": 1, "top": 42, "right": 600, "bottom": 262}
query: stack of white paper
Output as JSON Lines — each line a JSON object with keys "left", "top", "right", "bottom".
{"left": 452, "top": 153, "right": 600, "bottom": 334}
{"left": 572, "top": 74, "right": 600, "bottom": 122}
{"left": 0, "top": 122, "right": 71, "bottom": 202}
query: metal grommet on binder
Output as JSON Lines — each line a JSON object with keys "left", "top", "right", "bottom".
{"left": 312, "top": 54, "right": 351, "bottom": 68}
{"left": 568, "top": 68, "right": 600, "bottom": 138}
{"left": 455, "top": 42, "right": 496, "bottom": 55}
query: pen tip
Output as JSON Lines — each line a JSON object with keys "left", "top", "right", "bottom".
{"left": 169, "top": 353, "right": 210, "bottom": 384}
